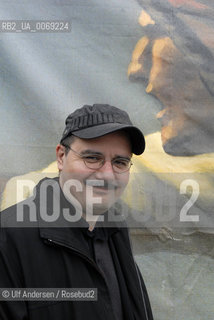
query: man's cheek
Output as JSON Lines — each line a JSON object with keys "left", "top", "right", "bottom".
{"left": 120, "top": 176, "right": 130, "bottom": 190}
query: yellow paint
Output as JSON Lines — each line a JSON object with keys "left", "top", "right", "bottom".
{"left": 1, "top": 162, "right": 58, "bottom": 211}
{"left": 138, "top": 10, "right": 155, "bottom": 27}
{"left": 123, "top": 132, "right": 214, "bottom": 214}
{"left": 146, "top": 82, "right": 153, "bottom": 93}
{"left": 127, "top": 36, "right": 149, "bottom": 76}
{"left": 147, "top": 37, "right": 177, "bottom": 92}
{"left": 135, "top": 132, "right": 214, "bottom": 174}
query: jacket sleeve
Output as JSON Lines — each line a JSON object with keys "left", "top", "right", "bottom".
{"left": 135, "top": 263, "right": 154, "bottom": 320}
{"left": 0, "top": 229, "right": 29, "bottom": 320}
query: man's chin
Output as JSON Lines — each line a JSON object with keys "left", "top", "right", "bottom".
{"left": 90, "top": 185, "right": 117, "bottom": 200}
{"left": 85, "top": 196, "right": 117, "bottom": 215}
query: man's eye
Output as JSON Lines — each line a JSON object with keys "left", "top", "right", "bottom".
{"left": 83, "top": 155, "right": 102, "bottom": 163}
{"left": 114, "top": 159, "right": 129, "bottom": 167}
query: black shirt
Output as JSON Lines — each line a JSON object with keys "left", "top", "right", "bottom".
{"left": 82, "top": 227, "right": 124, "bottom": 320}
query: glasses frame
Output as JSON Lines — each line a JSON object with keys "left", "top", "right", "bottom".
{"left": 62, "top": 143, "right": 132, "bottom": 174}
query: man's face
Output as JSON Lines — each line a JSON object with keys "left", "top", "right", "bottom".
{"left": 128, "top": 23, "right": 214, "bottom": 155}
{"left": 146, "top": 38, "right": 214, "bottom": 156}
{"left": 56, "top": 131, "right": 132, "bottom": 216}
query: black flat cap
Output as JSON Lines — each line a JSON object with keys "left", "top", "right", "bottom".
{"left": 60, "top": 104, "right": 145, "bottom": 155}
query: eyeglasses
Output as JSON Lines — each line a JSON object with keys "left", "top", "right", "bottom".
{"left": 62, "top": 144, "right": 132, "bottom": 174}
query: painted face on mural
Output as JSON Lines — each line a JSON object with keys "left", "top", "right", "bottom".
{"left": 128, "top": 4, "right": 214, "bottom": 156}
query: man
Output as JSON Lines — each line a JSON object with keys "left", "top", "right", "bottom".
{"left": 0, "top": 104, "right": 153, "bottom": 320}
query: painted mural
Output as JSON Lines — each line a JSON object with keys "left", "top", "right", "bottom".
{"left": 0, "top": 1, "right": 213, "bottom": 319}
{"left": 127, "top": 0, "right": 214, "bottom": 235}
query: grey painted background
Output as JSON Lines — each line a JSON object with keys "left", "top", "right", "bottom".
{"left": 0, "top": 1, "right": 213, "bottom": 319}
{"left": 0, "top": 0, "right": 160, "bottom": 177}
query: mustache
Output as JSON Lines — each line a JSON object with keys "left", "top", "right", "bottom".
{"left": 84, "top": 179, "right": 118, "bottom": 190}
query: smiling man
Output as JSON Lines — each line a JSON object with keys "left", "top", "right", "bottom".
{"left": 57, "top": 131, "right": 132, "bottom": 228}
{"left": 0, "top": 104, "right": 153, "bottom": 320}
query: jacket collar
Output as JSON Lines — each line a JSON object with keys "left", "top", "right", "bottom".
{"left": 35, "top": 177, "right": 121, "bottom": 255}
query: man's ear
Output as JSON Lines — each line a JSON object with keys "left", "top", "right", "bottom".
{"left": 56, "top": 144, "right": 66, "bottom": 171}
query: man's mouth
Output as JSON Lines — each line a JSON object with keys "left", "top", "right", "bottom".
{"left": 92, "top": 186, "right": 115, "bottom": 195}
{"left": 85, "top": 180, "right": 118, "bottom": 192}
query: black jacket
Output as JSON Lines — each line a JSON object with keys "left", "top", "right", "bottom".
{"left": 0, "top": 178, "right": 153, "bottom": 320}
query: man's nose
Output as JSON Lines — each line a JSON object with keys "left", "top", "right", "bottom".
{"left": 95, "top": 160, "right": 115, "bottom": 180}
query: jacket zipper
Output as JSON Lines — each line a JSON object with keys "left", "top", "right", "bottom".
{"left": 46, "top": 238, "right": 105, "bottom": 277}
{"left": 45, "top": 238, "right": 117, "bottom": 320}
